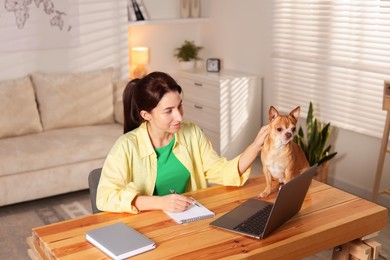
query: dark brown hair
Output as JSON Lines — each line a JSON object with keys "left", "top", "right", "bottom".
{"left": 123, "top": 72, "right": 182, "bottom": 134}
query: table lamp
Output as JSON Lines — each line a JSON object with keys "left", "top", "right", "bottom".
{"left": 131, "top": 47, "right": 149, "bottom": 78}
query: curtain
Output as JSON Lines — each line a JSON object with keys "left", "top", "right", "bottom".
{"left": 273, "top": 0, "right": 390, "bottom": 138}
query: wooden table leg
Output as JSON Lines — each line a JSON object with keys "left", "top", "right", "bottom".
{"left": 332, "top": 238, "right": 382, "bottom": 260}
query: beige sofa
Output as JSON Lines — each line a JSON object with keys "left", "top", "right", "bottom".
{"left": 0, "top": 68, "right": 126, "bottom": 206}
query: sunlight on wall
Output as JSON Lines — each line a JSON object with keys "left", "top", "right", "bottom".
{"left": 219, "top": 77, "right": 250, "bottom": 155}
{"left": 0, "top": 1, "right": 129, "bottom": 81}
{"left": 66, "top": 1, "right": 129, "bottom": 78}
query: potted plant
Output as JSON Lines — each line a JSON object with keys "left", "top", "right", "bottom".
{"left": 294, "top": 101, "right": 338, "bottom": 183}
{"left": 174, "top": 40, "right": 203, "bottom": 70}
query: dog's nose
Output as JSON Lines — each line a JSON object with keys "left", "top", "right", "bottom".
{"left": 286, "top": 133, "right": 292, "bottom": 139}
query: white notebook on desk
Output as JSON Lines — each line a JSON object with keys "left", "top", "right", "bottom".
{"left": 164, "top": 199, "right": 215, "bottom": 224}
{"left": 86, "top": 222, "right": 155, "bottom": 259}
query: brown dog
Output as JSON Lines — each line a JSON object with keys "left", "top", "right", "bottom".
{"left": 259, "top": 106, "right": 310, "bottom": 198}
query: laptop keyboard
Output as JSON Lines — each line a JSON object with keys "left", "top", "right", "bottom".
{"left": 233, "top": 204, "right": 273, "bottom": 235}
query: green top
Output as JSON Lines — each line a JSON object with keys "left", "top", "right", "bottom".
{"left": 153, "top": 136, "right": 190, "bottom": 196}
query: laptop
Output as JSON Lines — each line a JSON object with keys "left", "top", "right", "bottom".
{"left": 209, "top": 165, "right": 317, "bottom": 239}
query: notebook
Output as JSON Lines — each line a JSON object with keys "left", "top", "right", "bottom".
{"left": 164, "top": 198, "right": 215, "bottom": 224}
{"left": 209, "top": 165, "right": 317, "bottom": 239}
{"left": 86, "top": 222, "right": 156, "bottom": 259}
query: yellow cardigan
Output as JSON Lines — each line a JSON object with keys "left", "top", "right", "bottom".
{"left": 96, "top": 121, "right": 250, "bottom": 213}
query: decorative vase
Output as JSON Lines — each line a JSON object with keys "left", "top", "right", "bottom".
{"left": 180, "top": 0, "right": 191, "bottom": 18}
{"left": 190, "top": 0, "right": 201, "bottom": 18}
{"left": 314, "top": 161, "right": 329, "bottom": 184}
{"left": 179, "top": 61, "right": 195, "bottom": 70}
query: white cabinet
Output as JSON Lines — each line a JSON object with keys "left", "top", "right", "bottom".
{"left": 175, "top": 69, "right": 262, "bottom": 159}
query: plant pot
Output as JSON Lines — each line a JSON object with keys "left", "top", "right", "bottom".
{"left": 314, "top": 161, "right": 329, "bottom": 184}
{"left": 179, "top": 61, "right": 195, "bottom": 70}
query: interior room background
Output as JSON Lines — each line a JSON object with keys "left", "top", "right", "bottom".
{"left": 0, "top": 0, "right": 389, "bottom": 207}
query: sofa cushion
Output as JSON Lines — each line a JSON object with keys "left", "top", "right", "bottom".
{"left": 114, "top": 79, "right": 127, "bottom": 124}
{"left": 0, "top": 124, "right": 122, "bottom": 177}
{"left": 0, "top": 76, "right": 43, "bottom": 138}
{"left": 32, "top": 68, "right": 115, "bottom": 130}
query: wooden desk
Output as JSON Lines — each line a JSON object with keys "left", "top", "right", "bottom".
{"left": 29, "top": 177, "right": 387, "bottom": 259}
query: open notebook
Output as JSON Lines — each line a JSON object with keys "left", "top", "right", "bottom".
{"left": 164, "top": 199, "right": 215, "bottom": 224}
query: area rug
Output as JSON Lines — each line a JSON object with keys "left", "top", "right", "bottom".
{"left": 0, "top": 190, "right": 91, "bottom": 259}
{"left": 35, "top": 201, "right": 90, "bottom": 225}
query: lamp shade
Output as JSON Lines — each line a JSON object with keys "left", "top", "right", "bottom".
{"left": 131, "top": 47, "right": 149, "bottom": 65}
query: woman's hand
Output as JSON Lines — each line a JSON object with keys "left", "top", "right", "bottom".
{"left": 133, "top": 194, "right": 194, "bottom": 213}
{"left": 254, "top": 124, "right": 269, "bottom": 151}
{"left": 160, "top": 194, "right": 194, "bottom": 212}
{"left": 237, "top": 124, "right": 270, "bottom": 174}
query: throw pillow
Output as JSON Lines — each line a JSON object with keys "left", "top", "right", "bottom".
{"left": 0, "top": 76, "right": 43, "bottom": 138}
{"left": 32, "top": 68, "right": 115, "bottom": 130}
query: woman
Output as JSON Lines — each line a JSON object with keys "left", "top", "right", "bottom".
{"left": 96, "top": 72, "right": 268, "bottom": 214}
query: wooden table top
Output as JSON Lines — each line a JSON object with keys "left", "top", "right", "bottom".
{"left": 31, "top": 177, "right": 388, "bottom": 259}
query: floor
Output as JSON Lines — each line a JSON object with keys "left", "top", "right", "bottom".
{"left": 0, "top": 190, "right": 92, "bottom": 260}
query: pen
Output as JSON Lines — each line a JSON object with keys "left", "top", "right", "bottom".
{"left": 169, "top": 189, "right": 201, "bottom": 207}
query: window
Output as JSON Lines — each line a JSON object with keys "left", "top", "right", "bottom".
{"left": 273, "top": 0, "right": 390, "bottom": 138}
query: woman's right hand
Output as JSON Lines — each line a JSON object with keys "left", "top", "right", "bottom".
{"left": 160, "top": 194, "right": 194, "bottom": 212}
{"left": 133, "top": 194, "right": 195, "bottom": 213}
{"left": 254, "top": 124, "right": 269, "bottom": 151}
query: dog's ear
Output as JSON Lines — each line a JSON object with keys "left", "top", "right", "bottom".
{"left": 269, "top": 106, "right": 280, "bottom": 122}
{"left": 290, "top": 106, "right": 301, "bottom": 121}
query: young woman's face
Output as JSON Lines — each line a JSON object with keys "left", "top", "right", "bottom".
{"left": 145, "top": 91, "right": 184, "bottom": 134}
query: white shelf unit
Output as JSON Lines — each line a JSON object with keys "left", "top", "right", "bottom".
{"left": 127, "top": 15, "right": 209, "bottom": 77}
{"left": 175, "top": 69, "right": 262, "bottom": 159}
{"left": 129, "top": 18, "right": 209, "bottom": 26}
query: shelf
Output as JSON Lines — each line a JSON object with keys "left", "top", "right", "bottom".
{"left": 129, "top": 17, "right": 209, "bottom": 26}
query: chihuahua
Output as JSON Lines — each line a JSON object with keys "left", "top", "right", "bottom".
{"left": 259, "top": 106, "right": 310, "bottom": 198}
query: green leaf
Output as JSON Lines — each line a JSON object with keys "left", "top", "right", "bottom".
{"left": 295, "top": 101, "right": 337, "bottom": 166}
{"left": 298, "top": 126, "right": 304, "bottom": 137}
{"left": 318, "top": 152, "right": 337, "bottom": 166}
{"left": 174, "top": 40, "right": 203, "bottom": 61}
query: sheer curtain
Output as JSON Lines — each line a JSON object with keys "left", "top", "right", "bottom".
{"left": 273, "top": 0, "right": 390, "bottom": 138}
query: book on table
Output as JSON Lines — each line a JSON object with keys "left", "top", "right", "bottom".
{"left": 85, "top": 222, "right": 155, "bottom": 259}
{"left": 164, "top": 198, "right": 215, "bottom": 224}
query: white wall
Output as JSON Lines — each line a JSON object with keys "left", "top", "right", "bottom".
{"left": 0, "top": 1, "right": 129, "bottom": 81}
{"left": 200, "top": 0, "right": 272, "bottom": 77}
{"left": 200, "top": 0, "right": 390, "bottom": 207}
